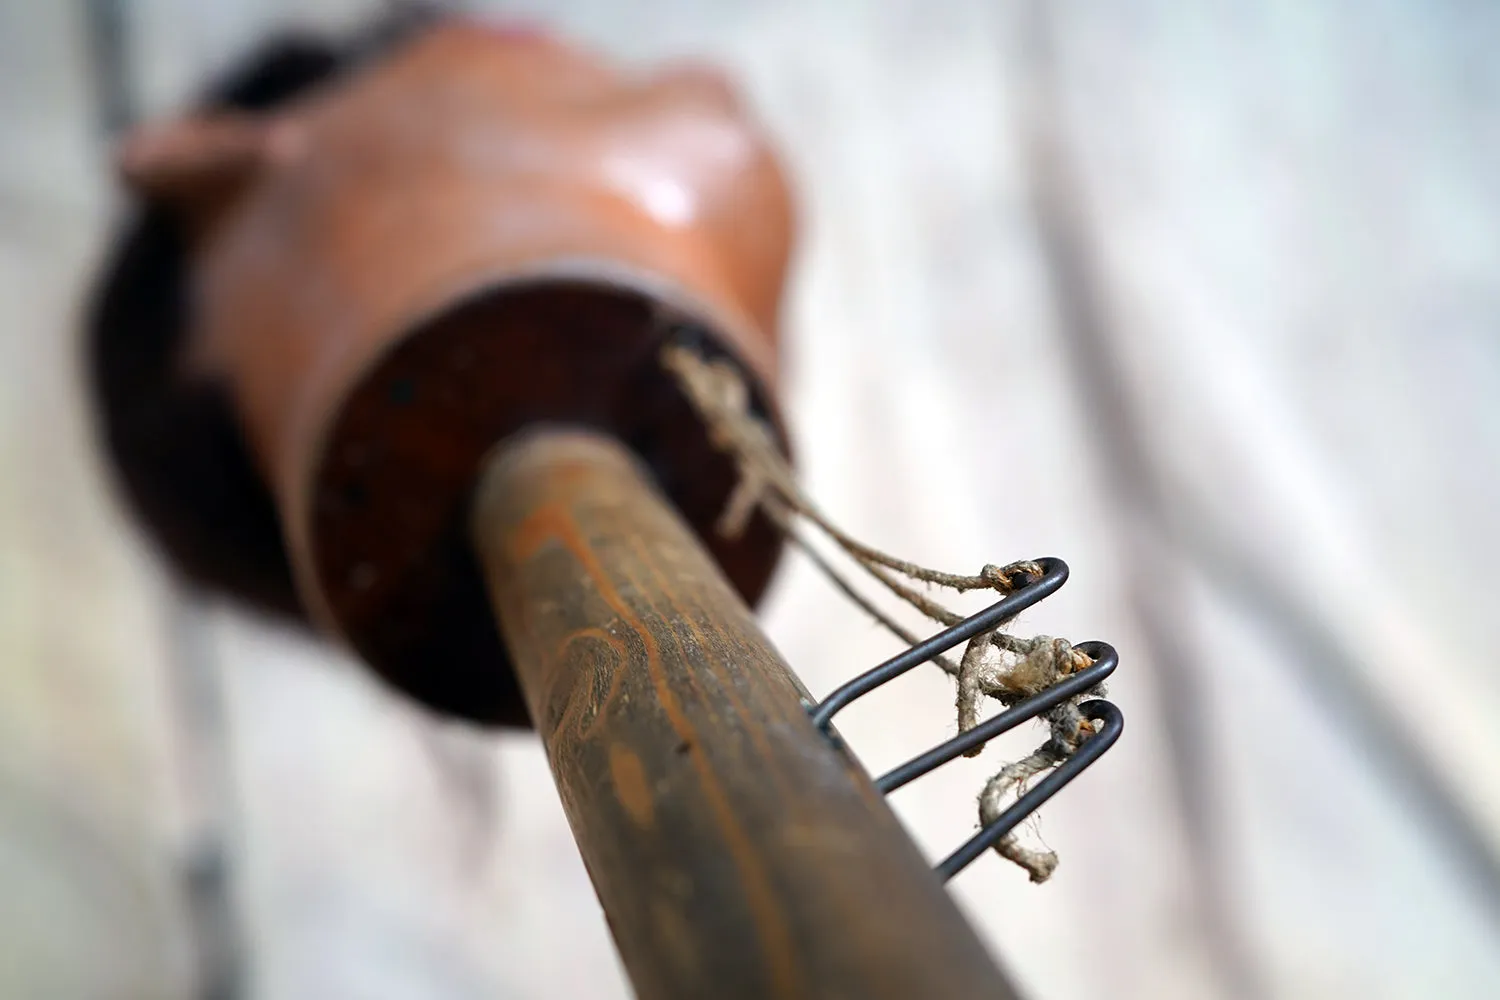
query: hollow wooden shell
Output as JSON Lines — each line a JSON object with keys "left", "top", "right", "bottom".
{"left": 111, "top": 21, "right": 795, "bottom": 723}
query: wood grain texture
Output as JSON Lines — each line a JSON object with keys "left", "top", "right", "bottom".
{"left": 7, "top": 1, "right": 1500, "bottom": 997}
{"left": 471, "top": 428, "right": 1016, "bottom": 1000}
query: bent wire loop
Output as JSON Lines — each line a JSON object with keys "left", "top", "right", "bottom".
{"left": 805, "top": 557, "right": 1123, "bottom": 881}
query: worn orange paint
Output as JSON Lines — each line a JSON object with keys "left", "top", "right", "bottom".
{"left": 609, "top": 745, "right": 655, "bottom": 830}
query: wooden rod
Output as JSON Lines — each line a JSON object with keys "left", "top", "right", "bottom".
{"left": 471, "top": 428, "right": 1018, "bottom": 1000}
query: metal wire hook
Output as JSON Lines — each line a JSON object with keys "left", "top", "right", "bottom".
{"left": 809, "top": 558, "right": 1071, "bottom": 732}
{"left": 803, "top": 558, "right": 1123, "bottom": 881}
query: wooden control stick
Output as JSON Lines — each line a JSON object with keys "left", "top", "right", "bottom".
{"left": 88, "top": 16, "right": 1019, "bottom": 999}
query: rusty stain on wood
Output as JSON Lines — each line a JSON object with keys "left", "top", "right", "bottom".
{"left": 610, "top": 745, "right": 655, "bottom": 830}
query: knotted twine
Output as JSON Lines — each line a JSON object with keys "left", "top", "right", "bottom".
{"left": 663, "top": 344, "right": 1106, "bottom": 882}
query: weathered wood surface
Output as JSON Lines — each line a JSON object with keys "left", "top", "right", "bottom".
{"left": 471, "top": 429, "right": 1016, "bottom": 999}
{"left": 2, "top": 1, "right": 1498, "bottom": 998}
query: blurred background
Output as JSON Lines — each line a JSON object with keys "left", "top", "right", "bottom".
{"left": 2, "top": 0, "right": 1498, "bottom": 997}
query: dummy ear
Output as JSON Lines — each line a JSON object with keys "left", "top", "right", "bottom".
{"left": 115, "top": 111, "right": 304, "bottom": 216}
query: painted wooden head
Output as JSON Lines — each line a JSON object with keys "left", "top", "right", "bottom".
{"left": 89, "top": 13, "right": 795, "bottom": 724}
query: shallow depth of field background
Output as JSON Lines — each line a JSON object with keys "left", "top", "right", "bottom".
{"left": 2, "top": 1, "right": 1498, "bottom": 998}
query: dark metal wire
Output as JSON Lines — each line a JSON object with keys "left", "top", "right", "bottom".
{"left": 809, "top": 557, "right": 1071, "bottom": 732}
{"left": 937, "top": 700, "right": 1123, "bottom": 880}
{"left": 804, "top": 557, "right": 1123, "bottom": 881}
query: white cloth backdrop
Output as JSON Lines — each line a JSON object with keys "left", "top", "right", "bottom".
{"left": 1, "top": 1, "right": 1496, "bottom": 998}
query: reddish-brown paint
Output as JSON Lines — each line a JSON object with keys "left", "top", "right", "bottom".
{"left": 118, "top": 20, "right": 795, "bottom": 721}
{"left": 472, "top": 430, "right": 1017, "bottom": 1000}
